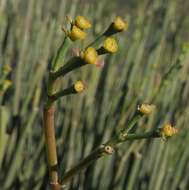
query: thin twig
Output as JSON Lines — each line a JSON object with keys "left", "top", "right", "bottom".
{"left": 61, "top": 129, "right": 160, "bottom": 185}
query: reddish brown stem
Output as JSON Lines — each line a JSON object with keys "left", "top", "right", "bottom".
{"left": 43, "top": 104, "right": 61, "bottom": 190}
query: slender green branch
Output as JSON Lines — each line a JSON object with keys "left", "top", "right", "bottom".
{"left": 85, "top": 34, "right": 105, "bottom": 49}
{"left": 61, "top": 146, "right": 106, "bottom": 184}
{"left": 125, "top": 113, "right": 142, "bottom": 133}
{"left": 61, "top": 129, "right": 161, "bottom": 185}
{"left": 47, "top": 57, "right": 86, "bottom": 97}
{"left": 48, "top": 85, "right": 78, "bottom": 102}
{"left": 52, "top": 36, "right": 72, "bottom": 71}
{"left": 151, "top": 58, "right": 183, "bottom": 102}
{"left": 85, "top": 20, "right": 124, "bottom": 49}
{"left": 50, "top": 57, "right": 86, "bottom": 80}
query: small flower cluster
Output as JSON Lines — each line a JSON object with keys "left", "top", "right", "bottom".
{"left": 137, "top": 103, "right": 178, "bottom": 139}
{"left": 68, "top": 16, "right": 92, "bottom": 41}
{"left": 48, "top": 15, "right": 128, "bottom": 99}
{"left": 63, "top": 15, "right": 128, "bottom": 65}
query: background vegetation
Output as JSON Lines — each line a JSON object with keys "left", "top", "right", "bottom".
{"left": 0, "top": 0, "right": 189, "bottom": 189}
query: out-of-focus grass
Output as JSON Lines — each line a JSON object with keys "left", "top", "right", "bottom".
{"left": 0, "top": 0, "right": 189, "bottom": 189}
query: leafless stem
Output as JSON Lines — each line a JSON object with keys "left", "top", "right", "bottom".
{"left": 43, "top": 104, "right": 61, "bottom": 190}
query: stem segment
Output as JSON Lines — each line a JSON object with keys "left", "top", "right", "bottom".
{"left": 43, "top": 104, "right": 60, "bottom": 190}
{"left": 61, "top": 129, "right": 160, "bottom": 185}
{"left": 61, "top": 146, "right": 106, "bottom": 184}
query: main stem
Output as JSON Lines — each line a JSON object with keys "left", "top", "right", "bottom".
{"left": 43, "top": 103, "right": 61, "bottom": 190}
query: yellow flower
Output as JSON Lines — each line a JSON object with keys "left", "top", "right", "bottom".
{"left": 138, "top": 104, "right": 155, "bottom": 115}
{"left": 0, "top": 80, "right": 12, "bottom": 94}
{"left": 113, "top": 16, "right": 128, "bottom": 31}
{"left": 74, "top": 80, "right": 85, "bottom": 93}
{"left": 82, "top": 47, "right": 98, "bottom": 64}
{"left": 3, "top": 64, "right": 12, "bottom": 75}
{"left": 75, "top": 16, "right": 92, "bottom": 30}
{"left": 103, "top": 37, "right": 118, "bottom": 53}
{"left": 69, "top": 25, "right": 86, "bottom": 41}
{"left": 160, "top": 124, "right": 178, "bottom": 137}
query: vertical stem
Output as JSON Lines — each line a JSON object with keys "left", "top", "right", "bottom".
{"left": 43, "top": 104, "right": 60, "bottom": 190}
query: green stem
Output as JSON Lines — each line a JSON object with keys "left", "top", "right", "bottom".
{"left": 120, "top": 130, "right": 159, "bottom": 141}
{"left": 86, "top": 34, "right": 105, "bottom": 49}
{"left": 85, "top": 21, "right": 120, "bottom": 49}
{"left": 52, "top": 37, "right": 72, "bottom": 71}
{"left": 43, "top": 104, "right": 60, "bottom": 189}
{"left": 61, "top": 146, "right": 105, "bottom": 184}
{"left": 50, "top": 57, "right": 85, "bottom": 80}
{"left": 61, "top": 129, "right": 161, "bottom": 185}
{"left": 47, "top": 57, "right": 86, "bottom": 97}
{"left": 48, "top": 85, "right": 78, "bottom": 103}
{"left": 151, "top": 58, "right": 182, "bottom": 102}
{"left": 126, "top": 114, "right": 142, "bottom": 133}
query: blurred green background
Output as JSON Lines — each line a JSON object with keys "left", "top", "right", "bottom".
{"left": 0, "top": 0, "right": 189, "bottom": 189}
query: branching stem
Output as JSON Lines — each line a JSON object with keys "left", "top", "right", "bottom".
{"left": 61, "top": 129, "right": 160, "bottom": 185}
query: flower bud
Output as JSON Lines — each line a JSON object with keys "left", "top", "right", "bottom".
{"left": 69, "top": 25, "right": 86, "bottom": 41}
{"left": 137, "top": 104, "right": 155, "bottom": 115}
{"left": 82, "top": 47, "right": 98, "bottom": 64}
{"left": 0, "top": 80, "right": 12, "bottom": 95}
{"left": 103, "top": 37, "right": 118, "bottom": 53}
{"left": 104, "top": 145, "right": 114, "bottom": 155}
{"left": 75, "top": 16, "right": 92, "bottom": 30}
{"left": 74, "top": 80, "right": 85, "bottom": 93}
{"left": 160, "top": 124, "right": 178, "bottom": 138}
{"left": 3, "top": 64, "right": 12, "bottom": 75}
{"left": 113, "top": 16, "right": 128, "bottom": 31}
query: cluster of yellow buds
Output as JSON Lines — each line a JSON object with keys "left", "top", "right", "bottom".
{"left": 137, "top": 104, "right": 156, "bottom": 115}
{"left": 54, "top": 15, "right": 128, "bottom": 97}
{"left": 137, "top": 104, "right": 178, "bottom": 139}
{"left": 68, "top": 16, "right": 92, "bottom": 41}
{"left": 160, "top": 124, "right": 178, "bottom": 138}
{"left": 64, "top": 15, "right": 128, "bottom": 65}
{"left": 81, "top": 37, "right": 118, "bottom": 64}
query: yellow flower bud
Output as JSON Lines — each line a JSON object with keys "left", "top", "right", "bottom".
{"left": 74, "top": 80, "right": 85, "bottom": 93}
{"left": 75, "top": 16, "right": 92, "bottom": 30}
{"left": 160, "top": 124, "right": 178, "bottom": 137}
{"left": 3, "top": 64, "right": 12, "bottom": 75}
{"left": 113, "top": 16, "right": 128, "bottom": 31}
{"left": 83, "top": 47, "right": 98, "bottom": 64}
{"left": 103, "top": 37, "right": 118, "bottom": 53}
{"left": 69, "top": 25, "right": 86, "bottom": 41}
{"left": 137, "top": 104, "right": 155, "bottom": 115}
{"left": 1, "top": 80, "right": 12, "bottom": 93}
